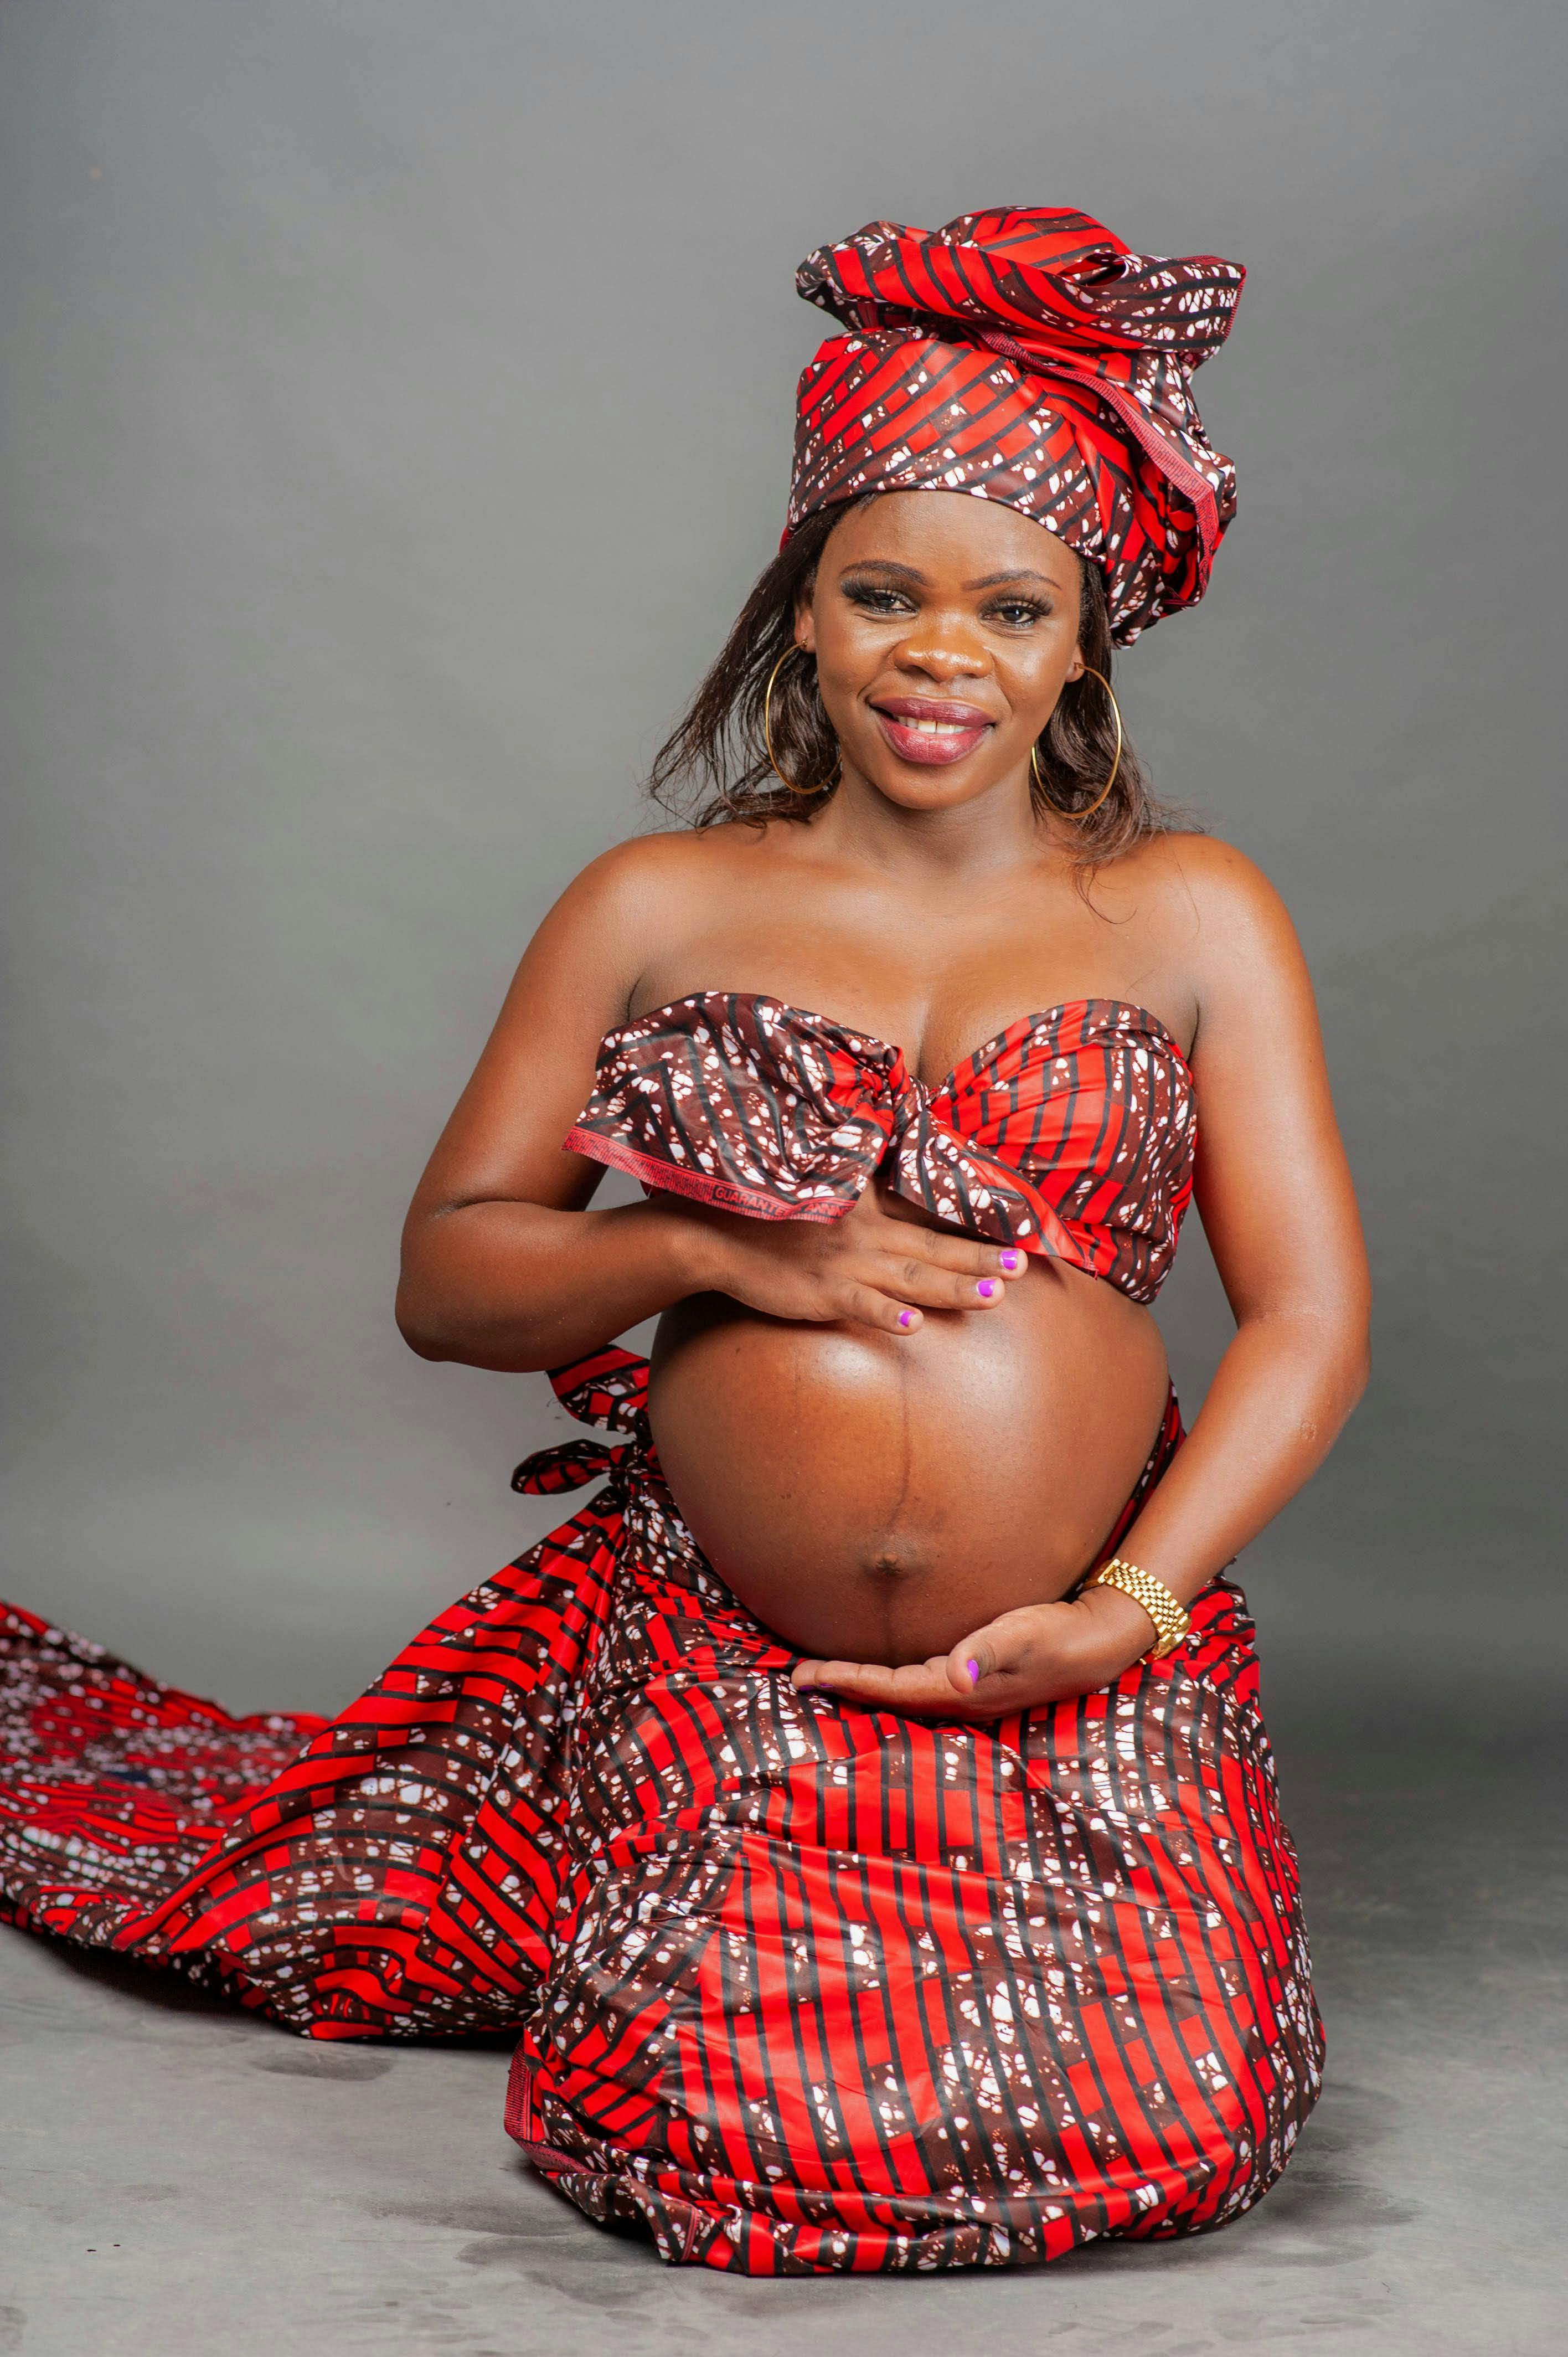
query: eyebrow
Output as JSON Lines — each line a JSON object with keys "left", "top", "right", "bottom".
{"left": 838, "top": 560, "right": 1061, "bottom": 592}
{"left": 963, "top": 568, "right": 1059, "bottom": 591}
{"left": 839, "top": 560, "right": 929, "bottom": 583}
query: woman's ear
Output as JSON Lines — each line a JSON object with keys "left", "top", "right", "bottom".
{"left": 795, "top": 594, "right": 817, "bottom": 657}
{"left": 1065, "top": 645, "right": 1086, "bottom": 682}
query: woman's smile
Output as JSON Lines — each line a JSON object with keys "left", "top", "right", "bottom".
{"left": 869, "top": 693, "right": 997, "bottom": 767}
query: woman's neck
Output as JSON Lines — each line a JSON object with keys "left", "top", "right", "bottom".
{"left": 802, "top": 761, "right": 1060, "bottom": 883}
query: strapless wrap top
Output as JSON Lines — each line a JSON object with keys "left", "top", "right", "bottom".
{"left": 565, "top": 992, "right": 1196, "bottom": 1305}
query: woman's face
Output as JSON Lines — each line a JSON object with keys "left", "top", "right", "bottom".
{"left": 797, "top": 490, "right": 1087, "bottom": 815}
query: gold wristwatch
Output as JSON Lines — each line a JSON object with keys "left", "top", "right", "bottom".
{"left": 1083, "top": 1557, "right": 1190, "bottom": 1658}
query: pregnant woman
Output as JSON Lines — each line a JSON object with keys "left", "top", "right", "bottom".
{"left": 1, "top": 209, "right": 1369, "bottom": 2273}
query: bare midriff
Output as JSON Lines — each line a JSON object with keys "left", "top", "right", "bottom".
{"left": 646, "top": 1216, "right": 1170, "bottom": 1665}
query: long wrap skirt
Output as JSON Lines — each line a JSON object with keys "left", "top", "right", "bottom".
{"left": 0, "top": 1348, "right": 1322, "bottom": 2272}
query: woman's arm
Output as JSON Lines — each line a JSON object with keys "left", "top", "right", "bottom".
{"left": 795, "top": 840, "right": 1371, "bottom": 1712}
{"left": 396, "top": 841, "right": 700, "bottom": 1371}
{"left": 396, "top": 838, "right": 1027, "bottom": 1373}
{"left": 1056, "top": 841, "right": 1371, "bottom": 1664}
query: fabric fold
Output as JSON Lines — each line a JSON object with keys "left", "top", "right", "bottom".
{"left": 786, "top": 207, "right": 1245, "bottom": 643}
{"left": 0, "top": 1345, "right": 1322, "bottom": 2271}
{"left": 564, "top": 992, "right": 1194, "bottom": 1302}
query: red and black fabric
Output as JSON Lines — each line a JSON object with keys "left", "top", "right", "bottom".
{"left": 0, "top": 1347, "right": 1321, "bottom": 2271}
{"left": 786, "top": 207, "right": 1245, "bottom": 644}
{"left": 0, "top": 994, "right": 1321, "bottom": 2269}
{"left": 564, "top": 992, "right": 1196, "bottom": 1305}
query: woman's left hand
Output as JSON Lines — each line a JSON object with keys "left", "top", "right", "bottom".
{"left": 790, "top": 1582, "right": 1161, "bottom": 1719}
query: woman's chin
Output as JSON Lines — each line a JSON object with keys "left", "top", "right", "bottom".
{"left": 844, "top": 752, "right": 1018, "bottom": 812}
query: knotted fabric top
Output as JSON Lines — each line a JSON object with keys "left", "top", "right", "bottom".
{"left": 563, "top": 991, "right": 1196, "bottom": 1305}
{"left": 785, "top": 207, "right": 1245, "bottom": 644}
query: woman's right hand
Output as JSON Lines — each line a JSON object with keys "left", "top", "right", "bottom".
{"left": 668, "top": 1182, "right": 1030, "bottom": 1335}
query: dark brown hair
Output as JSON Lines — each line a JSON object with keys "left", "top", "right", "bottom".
{"left": 646, "top": 495, "right": 1192, "bottom": 863}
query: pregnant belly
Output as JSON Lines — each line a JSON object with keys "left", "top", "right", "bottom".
{"left": 646, "top": 1258, "right": 1171, "bottom": 1666}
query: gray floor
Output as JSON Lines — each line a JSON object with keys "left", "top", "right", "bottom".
{"left": 3, "top": 1661, "right": 1562, "bottom": 2357}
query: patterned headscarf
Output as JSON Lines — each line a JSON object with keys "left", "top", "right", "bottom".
{"left": 785, "top": 208, "right": 1245, "bottom": 644}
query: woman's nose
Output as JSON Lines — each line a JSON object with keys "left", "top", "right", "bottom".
{"left": 896, "top": 633, "right": 988, "bottom": 681}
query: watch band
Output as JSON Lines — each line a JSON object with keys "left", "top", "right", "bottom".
{"left": 1084, "top": 1556, "right": 1190, "bottom": 1659}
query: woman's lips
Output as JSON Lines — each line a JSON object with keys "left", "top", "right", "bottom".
{"left": 871, "top": 701, "right": 996, "bottom": 768}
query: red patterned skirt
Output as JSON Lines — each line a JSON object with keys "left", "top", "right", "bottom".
{"left": 0, "top": 1350, "right": 1321, "bottom": 2272}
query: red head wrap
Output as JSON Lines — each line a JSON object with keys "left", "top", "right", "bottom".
{"left": 785, "top": 207, "right": 1245, "bottom": 644}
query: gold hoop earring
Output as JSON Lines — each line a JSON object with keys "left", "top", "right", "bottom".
{"left": 1030, "top": 664, "right": 1124, "bottom": 821}
{"left": 762, "top": 647, "right": 837, "bottom": 796}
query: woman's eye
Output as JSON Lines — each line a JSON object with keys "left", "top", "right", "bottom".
{"left": 842, "top": 584, "right": 1050, "bottom": 625}
{"left": 845, "top": 585, "right": 914, "bottom": 614}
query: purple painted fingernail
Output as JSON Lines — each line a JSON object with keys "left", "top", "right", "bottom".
{"left": 1000, "top": 1250, "right": 1023, "bottom": 1273}
{"left": 898, "top": 1309, "right": 916, "bottom": 1329}
{"left": 976, "top": 1279, "right": 998, "bottom": 1299}
{"left": 967, "top": 1659, "right": 982, "bottom": 1687}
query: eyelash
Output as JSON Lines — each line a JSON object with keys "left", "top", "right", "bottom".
{"left": 844, "top": 585, "right": 1053, "bottom": 628}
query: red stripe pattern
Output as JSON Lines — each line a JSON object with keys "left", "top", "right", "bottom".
{"left": 565, "top": 993, "right": 1195, "bottom": 1304}
{"left": 786, "top": 207, "right": 1244, "bottom": 644}
{"left": 0, "top": 1349, "right": 1321, "bottom": 2271}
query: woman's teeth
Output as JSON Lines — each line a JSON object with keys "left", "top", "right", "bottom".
{"left": 876, "top": 706, "right": 989, "bottom": 763}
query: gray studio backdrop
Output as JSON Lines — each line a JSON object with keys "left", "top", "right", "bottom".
{"left": 2, "top": 0, "right": 1562, "bottom": 1716}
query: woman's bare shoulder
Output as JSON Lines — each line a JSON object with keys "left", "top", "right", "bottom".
{"left": 527, "top": 824, "right": 781, "bottom": 1006}
{"left": 1114, "top": 830, "right": 1299, "bottom": 964}
{"left": 1126, "top": 826, "right": 1283, "bottom": 903}
{"left": 555, "top": 823, "right": 771, "bottom": 917}
{"left": 1116, "top": 832, "right": 1323, "bottom": 1067}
